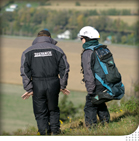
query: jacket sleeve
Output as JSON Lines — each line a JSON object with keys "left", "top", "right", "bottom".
{"left": 58, "top": 52, "right": 70, "bottom": 89}
{"left": 82, "top": 50, "right": 95, "bottom": 95}
{"left": 20, "top": 52, "right": 33, "bottom": 92}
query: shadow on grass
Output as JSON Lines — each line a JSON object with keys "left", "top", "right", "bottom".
{"left": 110, "top": 111, "right": 138, "bottom": 123}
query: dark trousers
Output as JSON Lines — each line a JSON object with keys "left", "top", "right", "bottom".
{"left": 32, "top": 77, "right": 60, "bottom": 135}
{"left": 84, "top": 95, "right": 110, "bottom": 127}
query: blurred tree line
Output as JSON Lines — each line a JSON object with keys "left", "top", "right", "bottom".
{"left": 0, "top": 7, "right": 139, "bottom": 45}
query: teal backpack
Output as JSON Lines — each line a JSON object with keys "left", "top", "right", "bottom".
{"left": 85, "top": 44, "right": 125, "bottom": 104}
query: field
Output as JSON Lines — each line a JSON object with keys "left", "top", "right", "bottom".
{"left": 1, "top": 36, "right": 138, "bottom": 95}
{"left": 1, "top": 83, "right": 139, "bottom": 135}
{"left": 0, "top": 0, "right": 139, "bottom": 136}
{"left": 38, "top": 0, "right": 139, "bottom": 26}
{"left": 38, "top": 0, "right": 138, "bottom": 11}
{"left": 1, "top": 0, "right": 138, "bottom": 26}
{"left": 0, "top": 36, "right": 139, "bottom": 135}
{"left": 0, "top": 83, "right": 86, "bottom": 133}
{"left": 89, "top": 15, "right": 139, "bottom": 26}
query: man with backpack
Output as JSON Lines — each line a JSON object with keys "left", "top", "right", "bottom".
{"left": 79, "top": 26, "right": 124, "bottom": 128}
{"left": 20, "top": 30, "right": 70, "bottom": 135}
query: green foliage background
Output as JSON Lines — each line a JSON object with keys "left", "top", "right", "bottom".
{"left": 0, "top": 1, "right": 139, "bottom": 45}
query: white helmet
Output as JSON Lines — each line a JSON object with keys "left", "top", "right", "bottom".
{"left": 79, "top": 26, "right": 100, "bottom": 39}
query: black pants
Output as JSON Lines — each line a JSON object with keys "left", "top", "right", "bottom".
{"left": 32, "top": 77, "right": 60, "bottom": 135}
{"left": 84, "top": 95, "right": 110, "bottom": 127}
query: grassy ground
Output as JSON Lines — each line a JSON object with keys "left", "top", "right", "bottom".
{"left": 1, "top": 83, "right": 36, "bottom": 133}
{"left": 0, "top": 83, "right": 86, "bottom": 133}
{"left": 2, "top": 111, "right": 139, "bottom": 136}
{"left": 1, "top": 83, "right": 139, "bottom": 136}
{"left": 59, "top": 111, "right": 138, "bottom": 136}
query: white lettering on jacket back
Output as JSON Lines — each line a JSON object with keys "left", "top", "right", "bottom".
{"left": 34, "top": 51, "right": 52, "bottom": 57}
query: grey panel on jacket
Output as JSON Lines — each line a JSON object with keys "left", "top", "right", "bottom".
{"left": 81, "top": 50, "right": 96, "bottom": 94}
{"left": 59, "top": 54, "right": 70, "bottom": 89}
{"left": 20, "top": 52, "right": 33, "bottom": 92}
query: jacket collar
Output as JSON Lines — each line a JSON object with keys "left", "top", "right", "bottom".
{"left": 82, "top": 39, "right": 99, "bottom": 50}
{"left": 32, "top": 36, "right": 57, "bottom": 45}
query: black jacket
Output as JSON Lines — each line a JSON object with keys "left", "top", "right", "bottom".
{"left": 20, "top": 36, "right": 70, "bottom": 92}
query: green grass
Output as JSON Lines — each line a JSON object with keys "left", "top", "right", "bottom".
{"left": 0, "top": 83, "right": 86, "bottom": 133}
{"left": 60, "top": 113, "right": 138, "bottom": 135}
{"left": 0, "top": 83, "right": 139, "bottom": 135}
{"left": 2, "top": 111, "right": 138, "bottom": 136}
{"left": 1, "top": 84, "right": 36, "bottom": 133}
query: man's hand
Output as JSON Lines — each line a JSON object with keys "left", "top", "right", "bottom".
{"left": 21, "top": 91, "right": 33, "bottom": 100}
{"left": 60, "top": 89, "right": 70, "bottom": 95}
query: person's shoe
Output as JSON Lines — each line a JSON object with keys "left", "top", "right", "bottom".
{"left": 47, "top": 130, "right": 51, "bottom": 135}
{"left": 52, "top": 129, "right": 61, "bottom": 135}
{"left": 37, "top": 131, "right": 46, "bottom": 135}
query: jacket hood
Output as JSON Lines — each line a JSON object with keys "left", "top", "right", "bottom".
{"left": 32, "top": 36, "right": 57, "bottom": 45}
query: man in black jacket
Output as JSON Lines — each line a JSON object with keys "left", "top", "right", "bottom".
{"left": 20, "top": 30, "right": 70, "bottom": 135}
{"left": 79, "top": 26, "right": 110, "bottom": 128}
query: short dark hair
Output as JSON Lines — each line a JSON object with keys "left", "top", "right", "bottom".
{"left": 37, "top": 30, "right": 51, "bottom": 37}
